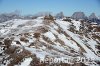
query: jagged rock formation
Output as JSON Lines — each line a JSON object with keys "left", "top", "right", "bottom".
{"left": 71, "top": 12, "right": 87, "bottom": 20}
{"left": 0, "top": 11, "right": 21, "bottom": 23}
{"left": 88, "top": 13, "right": 100, "bottom": 24}
{"left": 71, "top": 12, "right": 100, "bottom": 24}
{"left": 55, "top": 12, "right": 64, "bottom": 19}
{"left": 89, "top": 13, "right": 98, "bottom": 19}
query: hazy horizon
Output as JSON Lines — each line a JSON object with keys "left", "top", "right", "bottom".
{"left": 0, "top": 0, "right": 100, "bottom": 16}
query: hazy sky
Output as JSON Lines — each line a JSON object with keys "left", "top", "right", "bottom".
{"left": 0, "top": 0, "right": 100, "bottom": 16}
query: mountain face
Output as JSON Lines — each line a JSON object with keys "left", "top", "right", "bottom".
{"left": 0, "top": 13, "right": 21, "bottom": 23}
{"left": 89, "top": 13, "right": 98, "bottom": 19}
{"left": 71, "top": 12, "right": 87, "bottom": 20}
{"left": 55, "top": 12, "right": 64, "bottom": 19}
{"left": 71, "top": 12, "right": 100, "bottom": 24}
{"left": 98, "top": 16, "right": 100, "bottom": 19}
{"left": 0, "top": 16, "right": 100, "bottom": 66}
{"left": 88, "top": 13, "right": 100, "bottom": 24}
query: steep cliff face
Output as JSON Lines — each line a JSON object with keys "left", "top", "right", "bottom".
{"left": 71, "top": 12, "right": 100, "bottom": 24}
{"left": 0, "top": 16, "right": 100, "bottom": 66}
{"left": 89, "top": 13, "right": 98, "bottom": 19}
{"left": 55, "top": 12, "right": 64, "bottom": 19}
{"left": 88, "top": 13, "right": 100, "bottom": 24}
{"left": 71, "top": 12, "right": 87, "bottom": 20}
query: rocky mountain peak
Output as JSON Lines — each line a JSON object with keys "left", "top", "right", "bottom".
{"left": 71, "top": 12, "right": 87, "bottom": 20}
{"left": 89, "top": 13, "right": 98, "bottom": 19}
{"left": 55, "top": 12, "right": 64, "bottom": 19}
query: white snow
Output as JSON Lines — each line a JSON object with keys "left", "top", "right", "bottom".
{"left": 19, "top": 57, "right": 32, "bottom": 66}
{"left": 65, "top": 30, "right": 100, "bottom": 60}
{"left": 71, "top": 20, "right": 81, "bottom": 31}
{"left": 25, "top": 47, "right": 52, "bottom": 60}
{"left": 44, "top": 32, "right": 56, "bottom": 41}
{"left": 55, "top": 20, "right": 71, "bottom": 29}
{"left": 0, "top": 17, "right": 100, "bottom": 65}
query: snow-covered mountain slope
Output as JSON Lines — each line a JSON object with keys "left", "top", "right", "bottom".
{"left": 0, "top": 16, "right": 100, "bottom": 66}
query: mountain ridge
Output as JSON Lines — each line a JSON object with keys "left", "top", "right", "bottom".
{"left": 0, "top": 16, "right": 100, "bottom": 66}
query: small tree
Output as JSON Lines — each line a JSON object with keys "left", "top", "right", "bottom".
{"left": 4, "top": 38, "right": 12, "bottom": 48}
{"left": 34, "top": 33, "right": 40, "bottom": 38}
{"left": 20, "top": 37, "right": 29, "bottom": 43}
{"left": 95, "top": 45, "right": 100, "bottom": 50}
{"left": 63, "top": 17, "right": 71, "bottom": 22}
{"left": 44, "top": 14, "right": 54, "bottom": 21}
{"left": 69, "top": 24, "right": 76, "bottom": 32}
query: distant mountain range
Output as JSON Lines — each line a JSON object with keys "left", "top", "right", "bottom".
{"left": 71, "top": 12, "right": 100, "bottom": 24}
{"left": 0, "top": 12, "right": 100, "bottom": 24}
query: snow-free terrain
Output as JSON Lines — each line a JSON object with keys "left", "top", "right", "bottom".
{"left": 0, "top": 16, "right": 100, "bottom": 66}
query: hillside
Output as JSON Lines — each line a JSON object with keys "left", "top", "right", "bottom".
{"left": 0, "top": 16, "right": 100, "bottom": 66}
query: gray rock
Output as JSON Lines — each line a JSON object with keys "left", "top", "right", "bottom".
{"left": 55, "top": 12, "right": 64, "bottom": 19}
{"left": 89, "top": 13, "right": 97, "bottom": 19}
{"left": 71, "top": 12, "right": 87, "bottom": 20}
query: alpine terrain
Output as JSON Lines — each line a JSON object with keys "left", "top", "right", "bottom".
{"left": 0, "top": 14, "right": 100, "bottom": 66}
